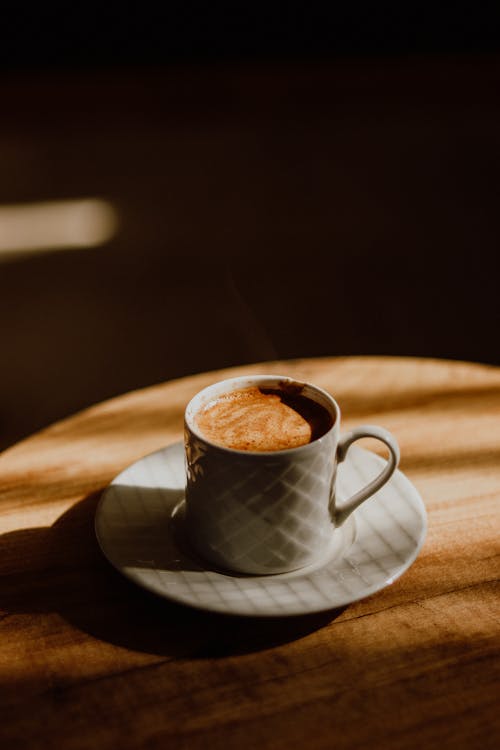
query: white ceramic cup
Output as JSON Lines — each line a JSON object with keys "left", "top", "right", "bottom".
{"left": 184, "top": 375, "right": 400, "bottom": 575}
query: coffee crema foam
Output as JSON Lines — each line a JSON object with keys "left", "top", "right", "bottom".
{"left": 194, "top": 386, "right": 333, "bottom": 452}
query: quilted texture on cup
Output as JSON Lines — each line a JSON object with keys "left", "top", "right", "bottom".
{"left": 185, "top": 431, "right": 337, "bottom": 574}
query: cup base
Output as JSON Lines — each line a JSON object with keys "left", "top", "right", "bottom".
{"left": 171, "top": 499, "right": 357, "bottom": 577}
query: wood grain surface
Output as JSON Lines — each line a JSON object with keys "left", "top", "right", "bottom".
{"left": 0, "top": 356, "right": 499, "bottom": 750}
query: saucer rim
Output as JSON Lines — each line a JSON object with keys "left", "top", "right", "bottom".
{"left": 95, "top": 442, "right": 427, "bottom": 618}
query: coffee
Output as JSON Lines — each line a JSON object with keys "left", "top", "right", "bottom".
{"left": 194, "top": 385, "right": 333, "bottom": 451}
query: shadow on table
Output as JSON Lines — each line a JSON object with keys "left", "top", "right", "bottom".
{"left": 0, "top": 493, "right": 342, "bottom": 657}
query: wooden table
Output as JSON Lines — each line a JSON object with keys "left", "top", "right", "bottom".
{"left": 1, "top": 356, "right": 499, "bottom": 749}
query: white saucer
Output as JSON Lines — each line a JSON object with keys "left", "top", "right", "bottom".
{"left": 95, "top": 442, "right": 427, "bottom": 617}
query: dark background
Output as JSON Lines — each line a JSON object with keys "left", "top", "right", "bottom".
{"left": 1, "top": 3, "right": 499, "bottom": 449}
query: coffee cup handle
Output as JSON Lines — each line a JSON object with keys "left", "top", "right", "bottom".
{"left": 334, "top": 425, "right": 400, "bottom": 525}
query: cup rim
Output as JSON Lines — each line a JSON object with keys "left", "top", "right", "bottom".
{"left": 184, "top": 374, "right": 340, "bottom": 456}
